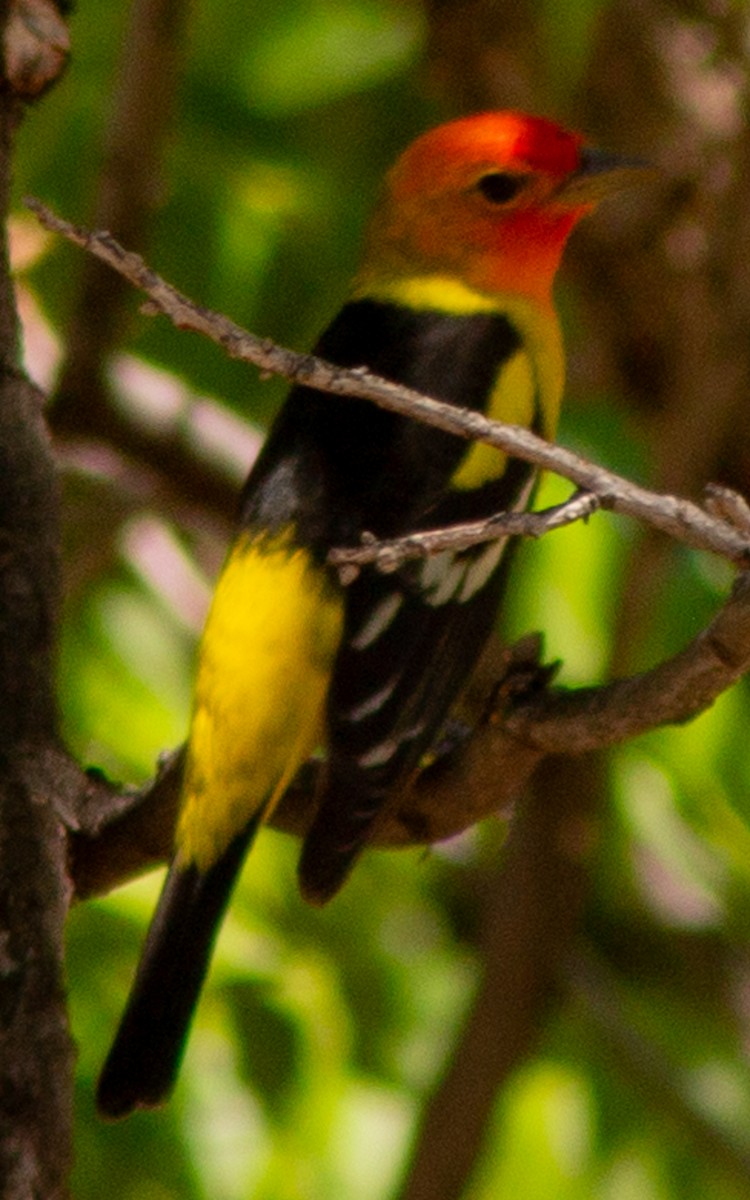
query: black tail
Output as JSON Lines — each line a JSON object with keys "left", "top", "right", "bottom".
{"left": 96, "top": 818, "right": 259, "bottom": 1119}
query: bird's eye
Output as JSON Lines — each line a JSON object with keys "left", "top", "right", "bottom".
{"left": 477, "top": 172, "right": 525, "bottom": 205}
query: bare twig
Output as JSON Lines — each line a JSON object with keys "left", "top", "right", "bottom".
{"left": 25, "top": 199, "right": 750, "bottom": 568}
{"left": 69, "top": 569, "right": 750, "bottom": 898}
{"left": 330, "top": 489, "right": 600, "bottom": 574}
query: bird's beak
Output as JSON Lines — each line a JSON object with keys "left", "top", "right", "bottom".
{"left": 556, "top": 145, "right": 655, "bottom": 205}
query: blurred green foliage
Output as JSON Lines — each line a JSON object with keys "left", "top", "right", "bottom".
{"left": 14, "top": 0, "right": 750, "bottom": 1197}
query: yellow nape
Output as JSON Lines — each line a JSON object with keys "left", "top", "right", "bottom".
{"left": 177, "top": 531, "right": 344, "bottom": 871}
{"left": 352, "top": 273, "right": 507, "bottom": 315}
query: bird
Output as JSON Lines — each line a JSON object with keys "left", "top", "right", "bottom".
{"left": 96, "top": 110, "right": 642, "bottom": 1118}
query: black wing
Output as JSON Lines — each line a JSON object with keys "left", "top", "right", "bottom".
{"left": 281, "top": 299, "right": 539, "bottom": 903}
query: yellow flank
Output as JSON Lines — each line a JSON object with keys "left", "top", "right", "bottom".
{"left": 177, "top": 531, "right": 344, "bottom": 872}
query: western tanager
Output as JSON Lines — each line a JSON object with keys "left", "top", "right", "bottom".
{"left": 97, "top": 111, "right": 640, "bottom": 1117}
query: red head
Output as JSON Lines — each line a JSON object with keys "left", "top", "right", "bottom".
{"left": 357, "top": 112, "right": 641, "bottom": 306}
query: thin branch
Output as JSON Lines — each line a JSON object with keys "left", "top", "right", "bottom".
{"left": 504, "top": 569, "right": 750, "bottom": 752}
{"left": 330, "top": 489, "right": 600, "bottom": 575}
{"left": 25, "top": 199, "right": 750, "bottom": 568}
{"left": 69, "top": 569, "right": 750, "bottom": 898}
